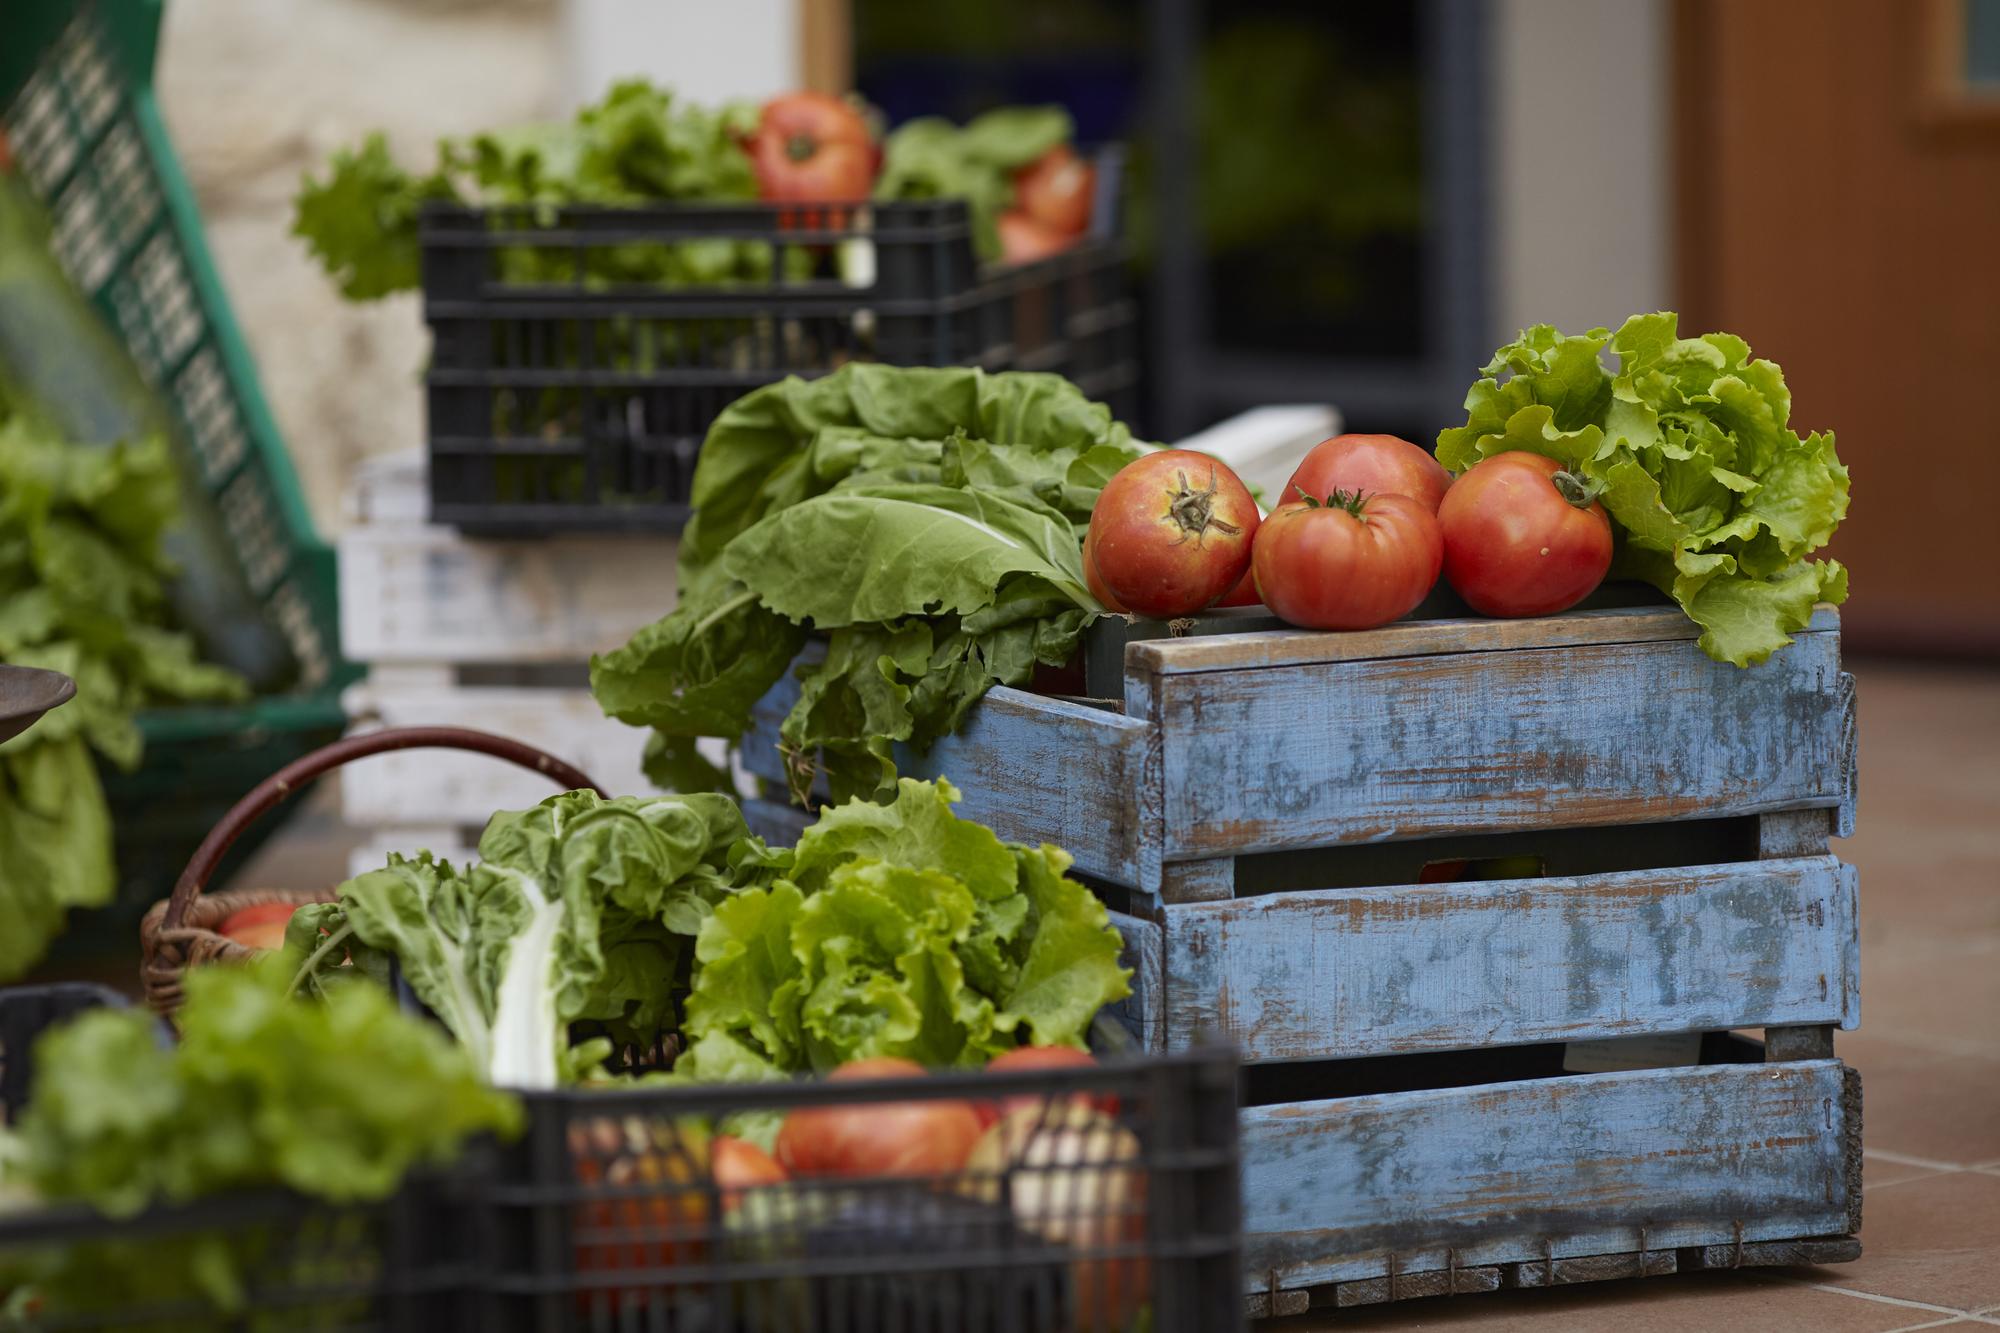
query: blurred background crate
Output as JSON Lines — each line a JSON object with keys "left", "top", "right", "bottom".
{"left": 0, "top": 0, "right": 354, "bottom": 929}
{"left": 421, "top": 164, "right": 1135, "bottom": 535}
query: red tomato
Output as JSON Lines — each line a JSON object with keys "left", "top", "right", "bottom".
{"left": 1081, "top": 524, "right": 1128, "bottom": 613}
{"left": 1438, "top": 452, "right": 1612, "bottom": 617}
{"left": 976, "top": 1047, "right": 1116, "bottom": 1128}
{"left": 218, "top": 902, "right": 296, "bottom": 951}
{"left": 1215, "top": 564, "right": 1261, "bottom": 607}
{"left": 1281, "top": 434, "right": 1452, "bottom": 514}
{"left": 776, "top": 1057, "right": 984, "bottom": 1179}
{"left": 1088, "top": 451, "right": 1259, "bottom": 618}
{"left": 749, "top": 92, "right": 874, "bottom": 204}
{"left": 1014, "top": 145, "right": 1095, "bottom": 237}
{"left": 1252, "top": 491, "right": 1441, "bottom": 631}
{"left": 711, "top": 1135, "right": 787, "bottom": 1215}
{"left": 997, "top": 209, "right": 1073, "bottom": 265}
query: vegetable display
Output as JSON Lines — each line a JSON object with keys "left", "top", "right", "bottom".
{"left": 679, "top": 777, "right": 1130, "bottom": 1082}
{"left": 0, "top": 965, "right": 518, "bottom": 1318}
{"left": 591, "top": 363, "right": 1143, "bottom": 806}
{"left": 295, "top": 82, "right": 1093, "bottom": 303}
{"left": 1437, "top": 312, "right": 1849, "bottom": 665}
{"left": 0, "top": 408, "right": 247, "bottom": 983}
{"left": 294, "top": 81, "right": 771, "bottom": 301}
{"left": 284, "top": 789, "right": 750, "bottom": 1089}
{"left": 873, "top": 106, "right": 1090, "bottom": 260}
{"left": 285, "top": 776, "right": 1125, "bottom": 1099}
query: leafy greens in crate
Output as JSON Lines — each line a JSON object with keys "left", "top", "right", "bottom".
{"left": 287, "top": 778, "right": 1131, "bottom": 1095}
{"left": 0, "top": 966, "right": 517, "bottom": 1320}
{"left": 293, "top": 80, "right": 788, "bottom": 300}
{"left": 283, "top": 790, "right": 750, "bottom": 1090}
{"left": 0, "top": 406, "right": 246, "bottom": 983}
{"left": 591, "top": 363, "right": 1139, "bottom": 805}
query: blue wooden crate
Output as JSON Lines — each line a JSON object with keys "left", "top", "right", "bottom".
{"left": 742, "top": 600, "right": 1862, "bottom": 1316}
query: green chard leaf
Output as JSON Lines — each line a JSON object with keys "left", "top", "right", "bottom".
{"left": 322, "top": 790, "right": 751, "bottom": 1089}
{"left": 596, "top": 363, "right": 1141, "bottom": 805}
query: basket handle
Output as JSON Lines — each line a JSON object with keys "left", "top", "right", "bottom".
{"left": 160, "top": 726, "right": 607, "bottom": 933}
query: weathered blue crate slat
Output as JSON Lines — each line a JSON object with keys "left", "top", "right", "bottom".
{"left": 740, "top": 596, "right": 1862, "bottom": 1316}
{"left": 744, "top": 604, "right": 1856, "bottom": 899}
{"left": 1124, "top": 855, "right": 1857, "bottom": 1064}
{"left": 1238, "top": 1056, "right": 1862, "bottom": 1298}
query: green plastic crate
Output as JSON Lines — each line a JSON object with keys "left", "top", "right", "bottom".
{"left": 1, "top": 0, "right": 355, "bottom": 917}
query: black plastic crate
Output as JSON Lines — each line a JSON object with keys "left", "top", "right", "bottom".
{"left": 0, "top": 983, "right": 475, "bottom": 1331}
{"left": 0, "top": 982, "right": 131, "bottom": 1122}
{"left": 475, "top": 1047, "right": 1243, "bottom": 1333}
{"left": 420, "top": 163, "right": 1138, "bottom": 536}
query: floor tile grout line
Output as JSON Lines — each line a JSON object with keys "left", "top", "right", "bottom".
{"left": 1865, "top": 1167, "right": 1972, "bottom": 1193}
{"left": 1884, "top": 1319, "right": 1982, "bottom": 1333}
{"left": 1865, "top": 1148, "right": 1978, "bottom": 1172}
{"left": 1773, "top": 1276, "right": 1981, "bottom": 1319}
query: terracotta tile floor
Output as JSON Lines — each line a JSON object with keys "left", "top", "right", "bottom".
{"left": 1274, "top": 658, "right": 2000, "bottom": 1330}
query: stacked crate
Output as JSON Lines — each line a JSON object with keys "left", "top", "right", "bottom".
{"left": 745, "top": 598, "right": 1861, "bottom": 1316}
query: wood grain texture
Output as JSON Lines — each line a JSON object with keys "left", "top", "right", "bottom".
{"left": 1689, "top": 1236, "right": 1861, "bottom": 1270}
{"left": 1260, "top": 1236, "right": 1863, "bottom": 1313}
{"left": 1239, "top": 1060, "right": 1854, "bottom": 1291}
{"left": 1242, "top": 1290, "right": 1308, "bottom": 1319}
{"left": 741, "top": 796, "right": 812, "bottom": 848}
{"left": 1104, "top": 909, "right": 1163, "bottom": 1052}
{"left": 1765, "top": 1025, "right": 1837, "bottom": 1061}
{"left": 1144, "top": 857, "right": 1857, "bottom": 1063}
{"left": 1758, "top": 809, "right": 1832, "bottom": 859}
{"left": 745, "top": 677, "right": 1157, "bottom": 885}
{"left": 1507, "top": 1248, "right": 1676, "bottom": 1289}
{"left": 1836, "top": 670, "right": 1859, "bottom": 838}
{"left": 1147, "top": 629, "right": 1847, "bottom": 863}
{"left": 1130, "top": 606, "right": 1840, "bottom": 675}
{"left": 1334, "top": 1263, "right": 1504, "bottom": 1306}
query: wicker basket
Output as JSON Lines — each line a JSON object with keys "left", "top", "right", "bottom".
{"left": 139, "top": 726, "right": 603, "bottom": 1015}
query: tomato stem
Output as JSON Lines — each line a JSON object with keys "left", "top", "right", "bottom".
{"left": 786, "top": 133, "right": 818, "bottom": 163}
{"left": 1552, "top": 470, "right": 1604, "bottom": 509}
{"left": 1163, "top": 465, "right": 1242, "bottom": 543}
{"left": 1305, "top": 488, "right": 1370, "bottom": 518}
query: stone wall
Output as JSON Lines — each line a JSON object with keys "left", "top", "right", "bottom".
{"left": 154, "top": 0, "right": 558, "bottom": 533}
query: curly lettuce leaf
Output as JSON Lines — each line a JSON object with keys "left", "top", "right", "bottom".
{"left": 676, "top": 780, "right": 1129, "bottom": 1078}
{"left": 720, "top": 484, "right": 1095, "bottom": 627}
{"left": 290, "top": 133, "right": 458, "bottom": 301}
{"left": 1438, "top": 312, "right": 1850, "bottom": 666}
